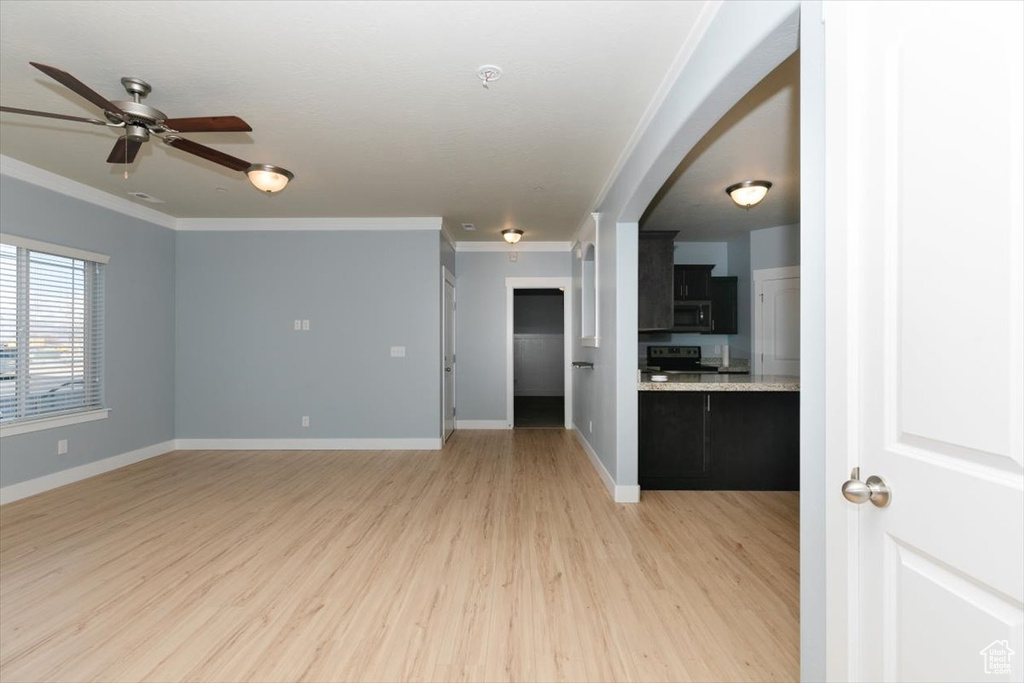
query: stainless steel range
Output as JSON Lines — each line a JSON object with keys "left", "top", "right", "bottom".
{"left": 645, "top": 345, "right": 719, "bottom": 374}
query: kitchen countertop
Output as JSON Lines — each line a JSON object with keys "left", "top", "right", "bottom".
{"left": 638, "top": 372, "right": 799, "bottom": 392}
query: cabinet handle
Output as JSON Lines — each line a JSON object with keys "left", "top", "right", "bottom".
{"left": 706, "top": 395, "right": 710, "bottom": 412}
{"left": 712, "top": 319, "right": 715, "bottom": 331}
{"left": 685, "top": 284, "right": 689, "bottom": 297}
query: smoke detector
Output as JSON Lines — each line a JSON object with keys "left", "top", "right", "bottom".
{"left": 477, "top": 65, "right": 503, "bottom": 88}
{"left": 461, "top": 223, "right": 476, "bottom": 231}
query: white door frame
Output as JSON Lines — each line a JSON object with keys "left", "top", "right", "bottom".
{"left": 505, "top": 277, "right": 573, "bottom": 429}
{"left": 441, "top": 267, "right": 455, "bottom": 440}
{"left": 753, "top": 266, "right": 801, "bottom": 375}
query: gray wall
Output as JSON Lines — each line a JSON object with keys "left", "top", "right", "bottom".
{"left": 726, "top": 233, "right": 752, "bottom": 358}
{"left": 455, "top": 250, "right": 570, "bottom": 421}
{"left": 513, "top": 292, "right": 563, "bottom": 334}
{"left": 751, "top": 223, "right": 800, "bottom": 271}
{"left": 0, "top": 176, "right": 176, "bottom": 487}
{"left": 175, "top": 230, "right": 440, "bottom": 438}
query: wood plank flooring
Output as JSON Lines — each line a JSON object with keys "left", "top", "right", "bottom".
{"left": 0, "top": 430, "right": 798, "bottom": 682}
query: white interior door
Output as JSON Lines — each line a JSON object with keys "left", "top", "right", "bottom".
{"left": 825, "top": 2, "right": 1023, "bottom": 681}
{"left": 754, "top": 268, "right": 800, "bottom": 376}
{"left": 443, "top": 273, "right": 455, "bottom": 441}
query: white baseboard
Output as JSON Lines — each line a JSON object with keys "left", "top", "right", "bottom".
{"left": 173, "top": 438, "right": 443, "bottom": 451}
{"left": 0, "top": 439, "right": 176, "bottom": 505}
{"left": 454, "top": 420, "right": 510, "bottom": 430}
{"left": 571, "top": 427, "right": 640, "bottom": 504}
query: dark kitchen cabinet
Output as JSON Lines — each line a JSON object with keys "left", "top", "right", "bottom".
{"left": 705, "top": 276, "right": 738, "bottom": 335}
{"left": 638, "top": 232, "right": 677, "bottom": 331}
{"left": 639, "top": 390, "right": 799, "bottom": 490}
{"left": 673, "top": 264, "right": 714, "bottom": 301}
{"left": 638, "top": 392, "right": 710, "bottom": 489}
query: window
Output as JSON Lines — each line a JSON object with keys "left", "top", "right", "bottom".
{"left": 0, "top": 236, "right": 107, "bottom": 430}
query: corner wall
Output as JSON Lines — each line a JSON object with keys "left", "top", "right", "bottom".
{"left": 0, "top": 175, "right": 176, "bottom": 488}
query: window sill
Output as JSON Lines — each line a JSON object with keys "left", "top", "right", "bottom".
{"left": 0, "top": 408, "right": 110, "bottom": 437}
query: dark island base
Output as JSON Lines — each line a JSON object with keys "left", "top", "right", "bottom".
{"left": 639, "top": 390, "right": 799, "bottom": 490}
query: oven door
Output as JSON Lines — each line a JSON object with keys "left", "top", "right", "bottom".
{"left": 673, "top": 302, "right": 712, "bottom": 332}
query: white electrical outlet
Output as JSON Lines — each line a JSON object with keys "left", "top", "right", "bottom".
{"left": 301, "top": 416, "right": 309, "bottom": 427}
{"left": 714, "top": 344, "right": 722, "bottom": 355}
{"left": 294, "top": 320, "right": 302, "bottom": 331}
{"left": 57, "top": 439, "right": 68, "bottom": 455}
{"left": 390, "top": 346, "right": 406, "bottom": 357}
{"left": 302, "top": 319, "right": 310, "bottom": 331}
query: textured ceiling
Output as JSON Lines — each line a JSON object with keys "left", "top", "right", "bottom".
{"left": 641, "top": 52, "right": 800, "bottom": 240}
{"left": 0, "top": 0, "right": 707, "bottom": 241}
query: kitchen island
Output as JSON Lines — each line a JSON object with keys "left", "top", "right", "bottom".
{"left": 638, "top": 373, "right": 799, "bottom": 490}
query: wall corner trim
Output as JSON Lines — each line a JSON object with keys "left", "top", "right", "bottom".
{"left": 173, "top": 438, "right": 442, "bottom": 450}
{"left": 0, "top": 439, "right": 176, "bottom": 505}
{"left": 454, "top": 241, "right": 572, "bottom": 253}
{"left": 454, "top": 420, "right": 510, "bottom": 430}
{"left": 572, "top": 427, "right": 640, "bottom": 504}
{"left": 175, "top": 217, "right": 443, "bottom": 232}
{"left": 0, "top": 155, "right": 178, "bottom": 230}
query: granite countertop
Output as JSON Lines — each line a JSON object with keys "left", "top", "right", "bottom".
{"left": 637, "top": 372, "right": 800, "bottom": 392}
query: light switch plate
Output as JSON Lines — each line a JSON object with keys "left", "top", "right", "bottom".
{"left": 302, "top": 319, "right": 310, "bottom": 331}
{"left": 301, "top": 416, "right": 309, "bottom": 427}
{"left": 57, "top": 439, "right": 68, "bottom": 455}
{"left": 508, "top": 251, "right": 518, "bottom": 262}
{"left": 294, "top": 320, "right": 302, "bottom": 330}
{"left": 390, "top": 346, "right": 406, "bottom": 357}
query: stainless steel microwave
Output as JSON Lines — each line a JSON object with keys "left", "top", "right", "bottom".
{"left": 673, "top": 301, "right": 712, "bottom": 332}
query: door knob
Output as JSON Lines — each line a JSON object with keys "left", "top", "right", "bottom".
{"left": 841, "top": 467, "right": 891, "bottom": 508}
{"left": 445, "top": 366, "right": 452, "bottom": 373}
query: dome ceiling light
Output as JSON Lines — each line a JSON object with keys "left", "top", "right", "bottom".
{"left": 726, "top": 180, "right": 772, "bottom": 209}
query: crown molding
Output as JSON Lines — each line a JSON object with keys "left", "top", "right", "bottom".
{"left": 1, "top": 155, "right": 178, "bottom": 229}
{"left": 454, "top": 241, "right": 572, "bottom": 253}
{"left": 176, "top": 217, "right": 443, "bottom": 231}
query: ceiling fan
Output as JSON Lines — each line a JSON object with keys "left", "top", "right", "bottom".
{"left": 0, "top": 62, "right": 293, "bottom": 193}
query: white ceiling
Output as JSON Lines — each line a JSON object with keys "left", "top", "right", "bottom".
{"left": 641, "top": 52, "right": 800, "bottom": 240}
{"left": 0, "top": 0, "right": 707, "bottom": 241}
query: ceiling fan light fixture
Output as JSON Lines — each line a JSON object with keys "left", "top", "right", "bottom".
{"left": 246, "top": 164, "right": 294, "bottom": 193}
{"left": 502, "top": 228, "right": 523, "bottom": 244}
{"left": 726, "top": 179, "right": 772, "bottom": 209}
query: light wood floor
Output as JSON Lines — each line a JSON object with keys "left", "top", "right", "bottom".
{"left": 0, "top": 430, "right": 799, "bottom": 682}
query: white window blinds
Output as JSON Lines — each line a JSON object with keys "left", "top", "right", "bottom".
{"left": 0, "top": 237, "right": 106, "bottom": 426}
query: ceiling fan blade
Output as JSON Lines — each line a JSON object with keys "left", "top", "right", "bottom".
{"left": 106, "top": 137, "right": 142, "bottom": 164}
{"left": 0, "top": 105, "right": 108, "bottom": 126}
{"left": 164, "top": 136, "right": 250, "bottom": 172}
{"left": 30, "top": 62, "right": 124, "bottom": 116}
{"left": 162, "top": 116, "right": 252, "bottom": 133}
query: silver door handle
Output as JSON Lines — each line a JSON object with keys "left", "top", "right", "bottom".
{"left": 841, "top": 467, "right": 891, "bottom": 508}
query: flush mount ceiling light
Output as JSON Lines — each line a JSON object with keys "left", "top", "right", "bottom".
{"left": 502, "top": 228, "right": 523, "bottom": 244}
{"left": 726, "top": 179, "right": 772, "bottom": 209}
{"left": 246, "top": 164, "right": 294, "bottom": 194}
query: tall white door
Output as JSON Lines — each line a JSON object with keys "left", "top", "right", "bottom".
{"left": 825, "top": 2, "right": 1023, "bottom": 681}
{"left": 443, "top": 274, "right": 455, "bottom": 441}
{"left": 755, "top": 268, "right": 800, "bottom": 376}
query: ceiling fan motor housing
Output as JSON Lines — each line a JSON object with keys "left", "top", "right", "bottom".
{"left": 125, "top": 123, "right": 149, "bottom": 142}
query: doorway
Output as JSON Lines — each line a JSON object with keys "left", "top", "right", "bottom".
{"left": 442, "top": 267, "right": 455, "bottom": 441}
{"left": 505, "top": 276, "right": 573, "bottom": 430}
{"left": 512, "top": 289, "right": 564, "bottom": 428}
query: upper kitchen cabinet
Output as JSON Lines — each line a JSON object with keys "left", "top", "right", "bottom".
{"left": 638, "top": 231, "right": 677, "bottom": 331}
{"left": 706, "top": 276, "right": 738, "bottom": 335}
{"left": 673, "top": 264, "right": 714, "bottom": 301}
